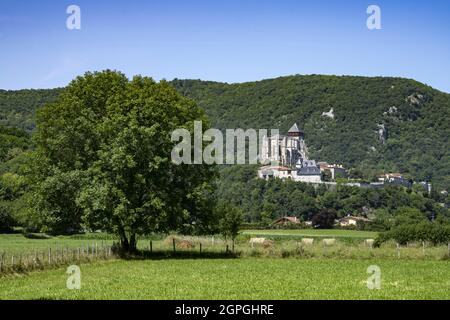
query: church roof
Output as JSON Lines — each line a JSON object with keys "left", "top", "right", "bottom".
{"left": 287, "top": 123, "right": 304, "bottom": 135}
{"left": 297, "top": 166, "right": 321, "bottom": 176}
{"left": 288, "top": 123, "right": 300, "bottom": 133}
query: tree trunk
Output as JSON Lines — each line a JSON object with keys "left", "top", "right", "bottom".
{"left": 120, "top": 236, "right": 130, "bottom": 252}
{"left": 118, "top": 226, "right": 137, "bottom": 253}
{"left": 129, "top": 234, "right": 137, "bottom": 252}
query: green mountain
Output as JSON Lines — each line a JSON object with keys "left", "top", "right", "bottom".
{"left": 171, "top": 75, "right": 450, "bottom": 190}
{"left": 0, "top": 75, "right": 449, "bottom": 189}
{"left": 0, "top": 89, "right": 62, "bottom": 131}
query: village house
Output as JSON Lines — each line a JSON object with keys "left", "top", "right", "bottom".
{"left": 318, "top": 162, "right": 348, "bottom": 180}
{"left": 338, "top": 216, "right": 371, "bottom": 227}
{"left": 378, "top": 173, "right": 412, "bottom": 188}
{"left": 272, "top": 216, "right": 301, "bottom": 226}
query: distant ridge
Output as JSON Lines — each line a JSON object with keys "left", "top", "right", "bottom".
{"left": 0, "top": 74, "right": 449, "bottom": 189}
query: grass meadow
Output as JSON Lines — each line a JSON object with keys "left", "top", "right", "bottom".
{"left": 0, "top": 230, "right": 449, "bottom": 300}
{"left": 242, "top": 229, "right": 378, "bottom": 240}
{"left": 0, "top": 233, "right": 115, "bottom": 255}
{"left": 1, "top": 258, "right": 449, "bottom": 300}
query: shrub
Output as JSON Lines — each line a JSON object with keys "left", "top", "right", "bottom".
{"left": 23, "top": 232, "right": 52, "bottom": 239}
{"left": 375, "top": 222, "right": 450, "bottom": 246}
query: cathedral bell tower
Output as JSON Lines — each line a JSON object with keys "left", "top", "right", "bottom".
{"left": 286, "top": 123, "right": 306, "bottom": 167}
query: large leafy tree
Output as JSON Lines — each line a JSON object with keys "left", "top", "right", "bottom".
{"left": 31, "top": 70, "right": 216, "bottom": 251}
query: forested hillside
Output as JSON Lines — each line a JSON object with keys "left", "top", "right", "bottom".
{"left": 0, "top": 74, "right": 449, "bottom": 231}
{"left": 0, "top": 89, "right": 62, "bottom": 131}
{"left": 0, "top": 75, "right": 449, "bottom": 189}
{"left": 171, "top": 75, "right": 450, "bottom": 190}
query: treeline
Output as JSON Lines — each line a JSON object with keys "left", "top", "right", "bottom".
{"left": 0, "top": 124, "right": 30, "bottom": 232}
{"left": 374, "top": 207, "right": 450, "bottom": 245}
{"left": 376, "top": 222, "right": 450, "bottom": 246}
{"left": 215, "top": 165, "right": 450, "bottom": 230}
{"left": 0, "top": 73, "right": 450, "bottom": 240}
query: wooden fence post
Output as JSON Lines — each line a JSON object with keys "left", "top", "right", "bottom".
{"left": 150, "top": 241, "right": 153, "bottom": 253}
{"left": 173, "top": 238, "right": 176, "bottom": 253}
{"left": 396, "top": 243, "right": 400, "bottom": 259}
{"left": 200, "top": 243, "right": 202, "bottom": 254}
{"left": 48, "top": 248, "right": 51, "bottom": 264}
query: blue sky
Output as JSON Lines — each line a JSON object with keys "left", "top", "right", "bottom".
{"left": 0, "top": 0, "right": 449, "bottom": 92}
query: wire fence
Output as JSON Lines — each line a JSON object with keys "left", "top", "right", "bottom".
{"left": 0, "top": 242, "right": 115, "bottom": 276}
{"left": 1, "top": 237, "right": 449, "bottom": 276}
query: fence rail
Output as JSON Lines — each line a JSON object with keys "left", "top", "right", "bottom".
{"left": 0, "top": 243, "right": 114, "bottom": 276}
{"left": 1, "top": 238, "right": 449, "bottom": 276}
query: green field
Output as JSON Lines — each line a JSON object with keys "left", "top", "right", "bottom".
{"left": 0, "top": 234, "right": 115, "bottom": 254}
{"left": 1, "top": 258, "right": 449, "bottom": 300}
{"left": 1, "top": 232, "right": 449, "bottom": 300}
{"left": 242, "top": 229, "right": 378, "bottom": 239}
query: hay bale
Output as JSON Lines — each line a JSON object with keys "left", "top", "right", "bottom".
{"left": 249, "top": 237, "right": 266, "bottom": 248}
{"left": 177, "top": 239, "right": 195, "bottom": 249}
{"left": 164, "top": 235, "right": 181, "bottom": 245}
{"left": 262, "top": 240, "right": 274, "bottom": 248}
{"left": 365, "top": 239, "right": 375, "bottom": 247}
{"left": 301, "top": 238, "right": 314, "bottom": 245}
{"left": 322, "top": 238, "right": 336, "bottom": 246}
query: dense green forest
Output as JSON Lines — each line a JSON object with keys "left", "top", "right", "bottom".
{"left": 171, "top": 75, "right": 450, "bottom": 190}
{"left": 0, "top": 125, "right": 30, "bottom": 231}
{"left": 0, "top": 74, "right": 449, "bottom": 233}
{"left": 215, "top": 165, "right": 449, "bottom": 228}
{"left": 1, "top": 76, "right": 449, "bottom": 189}
{"left": 0, "top": 89, "right": 62, "bottom": 131}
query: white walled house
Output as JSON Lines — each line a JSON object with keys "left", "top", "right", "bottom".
{"left": 338, "top": 216, "right": 371, "bottom": 227}
{"left": 318, "top": 162, "right": 348, "bottom": 180}
{"left": 257, "top": 160, "right": 322, "bottom": 183}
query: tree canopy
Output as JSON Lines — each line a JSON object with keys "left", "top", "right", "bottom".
{"left": 29, "top": 70, "right": 216, "bottom": 251}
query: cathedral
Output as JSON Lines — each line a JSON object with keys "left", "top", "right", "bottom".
{"left": 260, "top": 123, "right": 308, "bottom": 168}
{"left": 258, "top": 123, "right": 322, "bottom": 183}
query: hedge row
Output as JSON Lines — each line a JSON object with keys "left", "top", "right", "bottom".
{"left": 375, "top": 223, "right": 450, "bottom": 246}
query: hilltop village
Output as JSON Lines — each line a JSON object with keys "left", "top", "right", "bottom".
{"left": 257, "top": 123, "right": 432, "bottom": 192}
